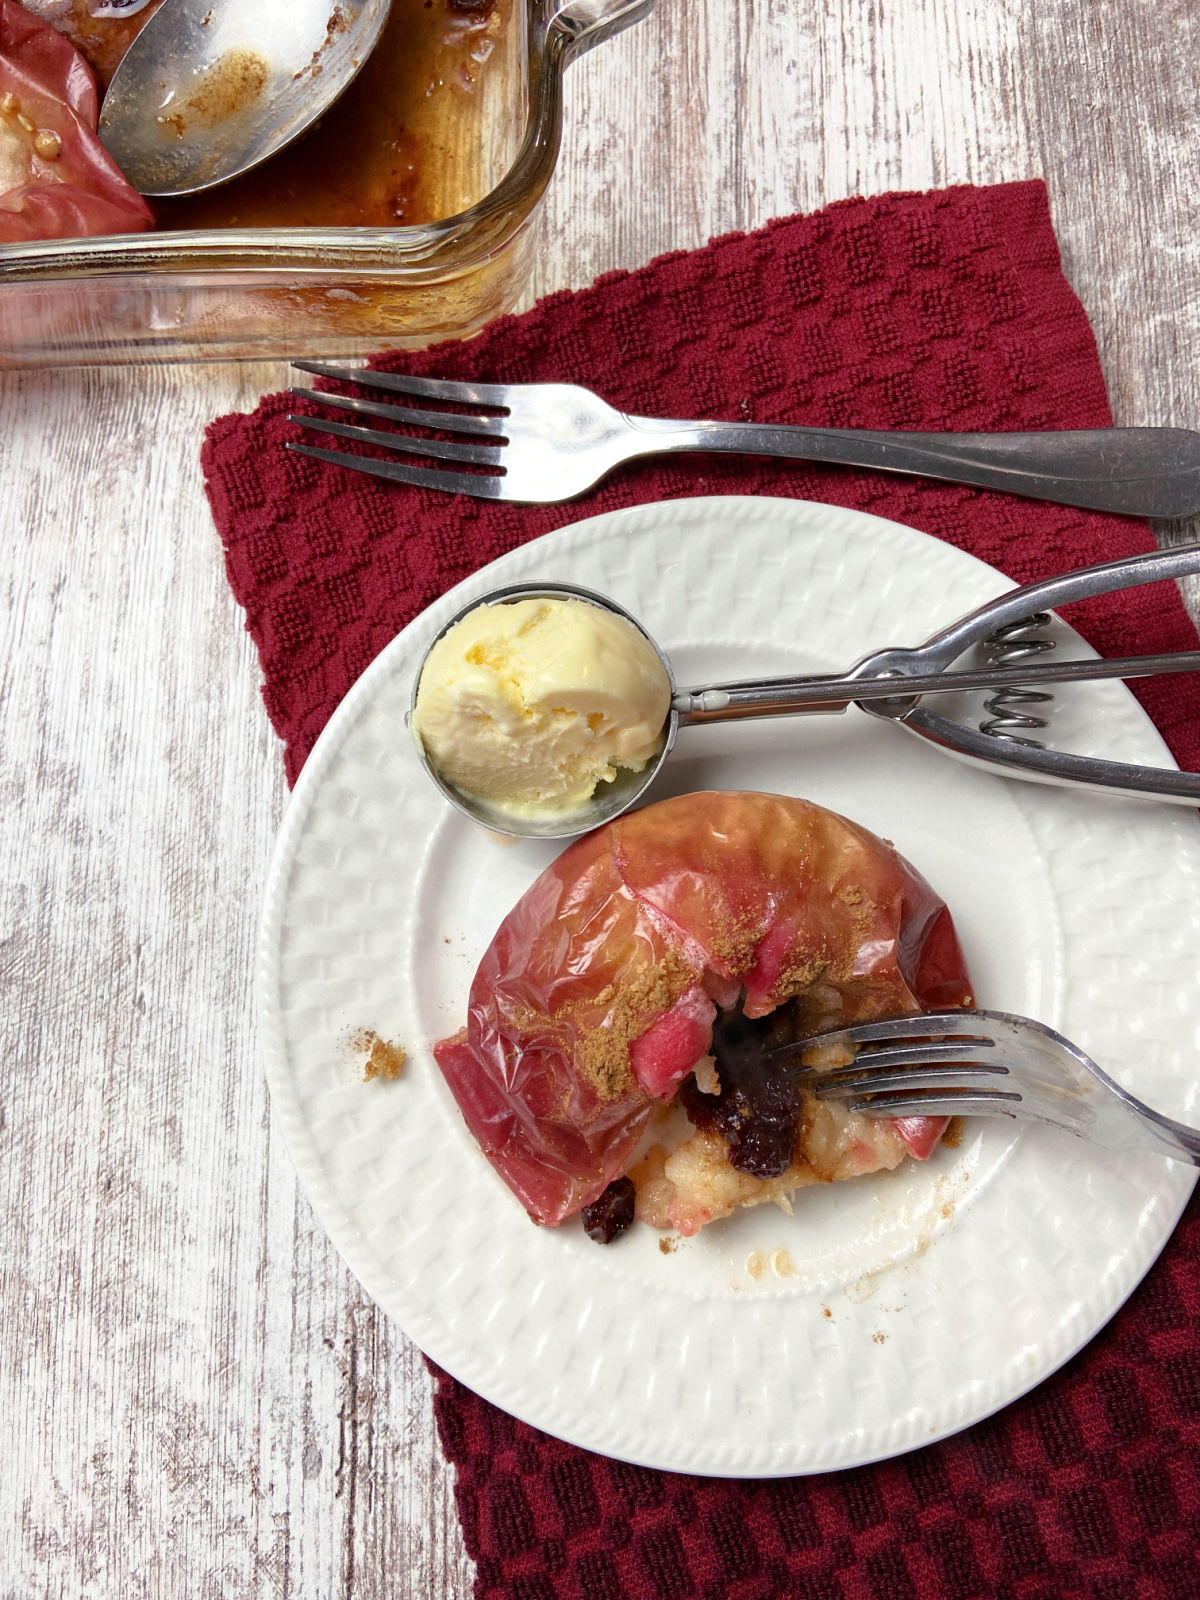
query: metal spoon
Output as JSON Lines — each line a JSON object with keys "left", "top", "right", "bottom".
{"left": 409, "top": 547, "right": 1200, "bottom": 839}
{"left": 98, "top": 0, "right": 391, "bottom": 198}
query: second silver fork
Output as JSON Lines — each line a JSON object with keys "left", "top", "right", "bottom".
{"left": 285, "top": 362, "right": 1200, "bottom": 516}
{"left": 779, "top": 1010, "right": 1200, "bottom": 1166}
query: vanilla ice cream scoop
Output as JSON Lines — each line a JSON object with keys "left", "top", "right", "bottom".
{"left": 412, "top": 552, "right": 1200, "bottom": 840}
{"left": 412, "top": 589, "right": 672, "bottom": 826}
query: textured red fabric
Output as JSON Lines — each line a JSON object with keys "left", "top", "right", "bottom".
{"left": 203, "top": 179, "right": 1200, "bottom": 1600}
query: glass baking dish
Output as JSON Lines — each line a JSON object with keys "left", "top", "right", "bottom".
{"left": 0, "top": 0, "right": 654, "bottom": 367}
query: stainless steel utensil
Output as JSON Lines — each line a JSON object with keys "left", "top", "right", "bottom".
{"left": 977, "top": 613, "right": 1057, "bottom": 744}
{"left": 99, "top": 0, "right": 391, "bottom": 197}
{"left": 287, "top": 364, "right": 1200, "bottom": 516}
{"left": 781, "top": 1010, "right": 1200, "bottom": 1165}
{"left": 410, "top": 544, "right": 1200, "bottom": 838}
{"left": 2, "top": 1, "right": 654, "bottom": 365}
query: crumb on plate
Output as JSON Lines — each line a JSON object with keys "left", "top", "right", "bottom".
{"left": 349, "top": 1028, "right": 407, "bottom": 1082}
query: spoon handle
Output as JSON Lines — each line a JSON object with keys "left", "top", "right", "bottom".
{"left": 672, "top": 651, "right": 1200, "bottom": 724}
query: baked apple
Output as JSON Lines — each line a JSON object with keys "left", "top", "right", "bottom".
{"left": 434, "top": 791, "right": 973, "bottom": 1236}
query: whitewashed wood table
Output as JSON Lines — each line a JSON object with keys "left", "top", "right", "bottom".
{"left": 3, "top": 2, "right": 1199, "bottom": 1594}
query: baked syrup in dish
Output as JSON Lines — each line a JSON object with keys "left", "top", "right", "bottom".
{"left": 12, "top": 0, "right": 506, "bottom": 235}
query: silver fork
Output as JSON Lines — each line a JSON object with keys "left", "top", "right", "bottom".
{"left": 779, "top": 1010, "right": 1200, "bottom": 1164}
{"left": 285, "top": 362, "right": 1200, "bottom": 516}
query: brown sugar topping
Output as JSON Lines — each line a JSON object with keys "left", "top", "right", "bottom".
{"left": 350, "top": 1029, "right": 407, "bottom": 1082}
{"left": 772, "top": 892, "right": 880, "bottom": 1006}
{"left": 774, "top": 949, "right": 834, "bottom": 998}
{"left": 571, "top": 950, "right": 697, "bottom": 1102}
{"left": 706, "top": 911, "right": 763, "bottom": 976}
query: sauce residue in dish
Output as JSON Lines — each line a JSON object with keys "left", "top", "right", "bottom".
{"left": 23, "top": 0, "right": 166, "bottom": 87}
{"left": 161, "top": 0, "right": 506, "bottom": 228}
{"left": 157, "top": 45, "right": 268, "bottom": 140}
{"left": 20, "top": 0, "right": 506, "bottom": 229}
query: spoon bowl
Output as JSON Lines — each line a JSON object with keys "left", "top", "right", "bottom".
{"left": 99, "top": 0, "right": 392, "bottom": 198}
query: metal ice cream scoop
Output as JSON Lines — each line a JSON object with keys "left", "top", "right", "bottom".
{"left": 410, "top": 545, "right": 1200, "bottom": 839}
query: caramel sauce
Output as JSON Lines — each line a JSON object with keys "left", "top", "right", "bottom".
{"left": 160, "top": 45, "right": 269, "bottom": 138}
{"left": 23, "top": 0, "right": 167, "bottom": 87}
{"left": 164, "top": 0, "right": 504, "bottom": 229}
{"left": 23, "top": 0, "right": 505, "bottom": 230}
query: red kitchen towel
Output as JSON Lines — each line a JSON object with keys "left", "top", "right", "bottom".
{"left": 203, "top": 179, "right": 1200, "bottom": 1599}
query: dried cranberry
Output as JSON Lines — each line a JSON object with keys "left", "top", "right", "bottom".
{"left": 582, "top": 1176, "right": 636, "bottom": 1244}
{"left": 680, "top": 1001, "right": 805, "bottom": 1179}
{"left": 727, "top": 1120, "right": 796, "bottom": 1179}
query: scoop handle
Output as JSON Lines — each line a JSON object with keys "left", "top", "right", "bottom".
{"left": 909, "top": 544, "right": 1200, "bottom": 671}
{"left": 672, "top": 651, "right": 1200, "bottom": 725}
{"left": 885, "top": 705, "right": 1200, "bottom": 804}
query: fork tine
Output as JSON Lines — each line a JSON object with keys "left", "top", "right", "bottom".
{"left": 774, "top": 1038, "right": 996, "bottom": 1070}
{"left": 290, "top": 386, "right": 507, "bottom": 438}
{"left": 812, "top": 1060, "right": 1012, "bottom": 1095}
{"left": 291, "top": 360, "right": 513, "bottom": 410}
{"left": 287, "top": 413, "right": 504, "bottom": 468}
{"left": 832, "top": 1013, "right": 999, "bottom": 1044}
{"left": 285, "top": 442, "right": 505, "bottom": 500}
{"left": 834, "top": 1090, "right": 1023, "bottom": 1118}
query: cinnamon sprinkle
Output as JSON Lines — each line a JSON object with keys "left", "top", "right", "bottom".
{"left": 571, "top": 951, "right": 697, "bottom": 1101}
{"left": 706, "top": 911, "right": 763, "bottom": 976}
{"left": 503, "top": 950, "right": 699, "bottom": 1103}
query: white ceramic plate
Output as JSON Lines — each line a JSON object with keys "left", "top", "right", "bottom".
{"left": 259, "top": 496, "right": 1200, "bottom": 1476}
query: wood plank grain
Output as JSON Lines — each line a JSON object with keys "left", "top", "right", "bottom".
{"left": 0, "top": 361, "right": 476, "bottom": 1599}
{"left": 2, "top": 2, "right": 1198, "bottom": 1595}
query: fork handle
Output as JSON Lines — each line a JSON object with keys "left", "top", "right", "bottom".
{"left": 625, "top": 418, "right": 1200, "bottom": 518}
{"left": 1128, "top": 1109, "right": 1200, "bottom": 1164}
